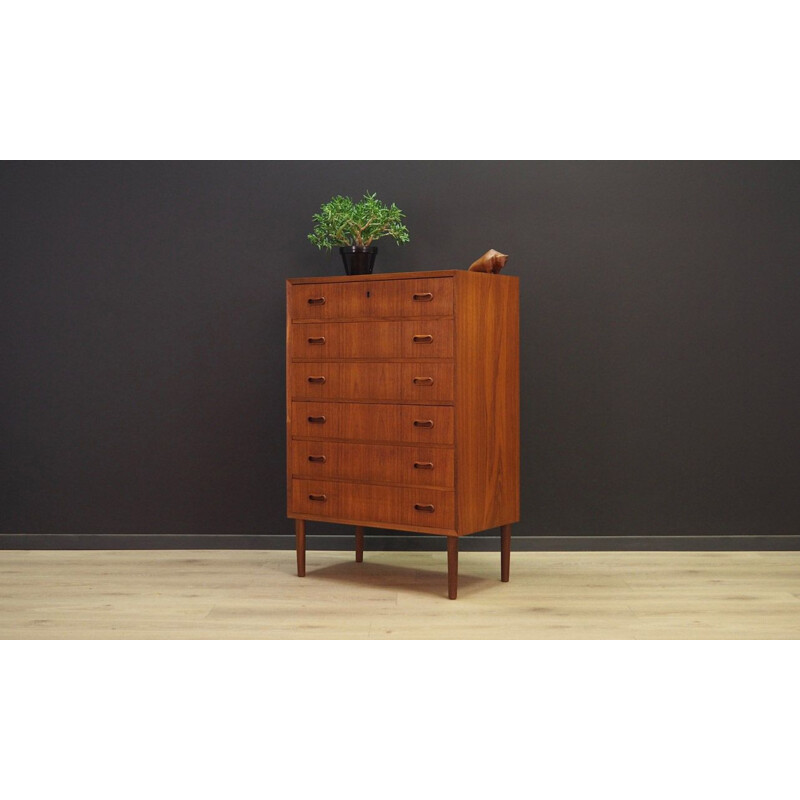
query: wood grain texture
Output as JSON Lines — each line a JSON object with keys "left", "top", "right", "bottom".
{"left": 286, "top": 282, "right": 295, "bottom": 522}
{"left": 290, "top": 361, "right": 455, "bottom": 403}
{"left": 290, "top": 319, "right": 454, "bottom": 360}
{"left": 3, "top": 550, "right": 799, "bottom": 639}
{"left": 291, "top": 440, "right": 454, "bottom": 488}
{"left": 289, "top": 276, "right": 454, "bottom": 320}
{"left": 454, "top": 271, "right": 520, "bottom": 534}
{"left": 291, "top": 479, "right": 456, "bottom": 531}
{"left": 291, "top": 401, "right": 455, "bottom": 444}
{"left": 289, "top": 270, "right": 459, "bottom": 284}
{"left": 285, "top": 513, "right": 456, "bottom": 537}
{"left": 286, "top": 270, "right": 519, "bottom": 596}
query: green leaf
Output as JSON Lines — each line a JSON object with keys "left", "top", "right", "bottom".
{"left": 307, "top": 192, "right": 410, "bottom": 250}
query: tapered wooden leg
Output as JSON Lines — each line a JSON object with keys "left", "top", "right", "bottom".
{"left": 295, "top": 519, "right": 306, "bottom": 577}
{"left": 447, "top": 536, "right": 458, "bottom": 600}
{"left": 355, "top": 526, "right": 364, "bottom": 563}
{"left": 501, "top": 523, "right": 511, "bottom": 582}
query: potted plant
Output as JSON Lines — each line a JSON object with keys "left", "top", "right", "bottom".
{"left": 308, "top": 192, "right": 410, "bottom": 275}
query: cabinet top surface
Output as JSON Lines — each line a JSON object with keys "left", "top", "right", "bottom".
{"left": 287, "top": 270, "right": 517, "bottom": 285}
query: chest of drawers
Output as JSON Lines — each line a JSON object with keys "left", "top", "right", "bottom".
{"left": 286, "top": 269, "right": 519, "bottom": 599}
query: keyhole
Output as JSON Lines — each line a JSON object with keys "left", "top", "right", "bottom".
{"left": 366, "top": 291, "right": 370, "bottom": 297}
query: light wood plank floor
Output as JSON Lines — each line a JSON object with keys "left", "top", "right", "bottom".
{"left": 1, "top": 549, "right": 799, "bottom": 639}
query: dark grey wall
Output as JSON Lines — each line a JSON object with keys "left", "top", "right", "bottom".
{"left": 2, "top": 162, "right": 799, "bottom": 549}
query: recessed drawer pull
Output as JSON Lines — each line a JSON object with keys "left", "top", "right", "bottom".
{"left": 307, "top": 415, "right": 326, "bottom": 424}
{"left": 309, "top": 493, "right": 327, "bottom": 502}
{"left": 307, "top": 296, "right": 326, "bottom": 305}
{"left": 414, "top": 503, "right": 435, "bottom": 513}
{"left": 413, "top": 292, "right": 433, "bottom": 302}
{"left": 412, "top": 334, "right": 433, "bottom": 343}
{"left": 307, "top": 376, "right": 326, "bottom": 384}
{"left": 413, "top": 462, "right": 434, "bottom": 470}
{"left": 308, "top": 455, "right": 327, "bottom": 463}
{"left": 307, "top": 336, "right": 326, "bottom": 345}
{"left": 413, "top": 376, "right": 434, "bottom": 386}
{"left": 413, "top": 419, "right": 434, "bottom": 428}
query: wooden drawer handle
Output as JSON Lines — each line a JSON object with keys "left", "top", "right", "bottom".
{"left": 413, "top": 376, "right": 434, "bottom": 386}
{"left": 412, "top": 334, "right": 433, "bottom": 343}
{"left": 413, "top": 292, "right": 433, "bottom": 302}
{"left": 414, "top": 503, "right": 435, "bottom": 513}
{"left": 307, "top": 415, "right": 326, "bottom": 424}
{"left": 309, "top": 493, "right": 327, "bottom": 502}
{"left": 307, "top": 336, "right": 326, "bottom": 345}
{"left": 307, "top": 376, "right": 326, "bottom": 384}
{"left": 308, "top": 455, "right": 327, "bottom": 463}
{"left": 413, "top": 462, "right": 434, "bottom": 470}
{"left": 307, "top": 296, "right": 326, "bottom": 305}
{"left": 413, "top": 419, "right": 434, "bottom": 428}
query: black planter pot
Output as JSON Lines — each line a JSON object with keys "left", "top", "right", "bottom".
{"left": 340, "top": 246, "right": 377, "bottom": 275}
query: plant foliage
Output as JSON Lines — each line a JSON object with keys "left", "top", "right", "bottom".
{"left": 308, "top": 192, "right": 410, "bottom": 250}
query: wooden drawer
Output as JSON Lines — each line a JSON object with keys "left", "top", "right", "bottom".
{"left": 289, "top": 278, "right": 453, "bottom": 320}
{"left": 291, "top": 441, "right": 454, "bottom": 488}
{"left": 290, "top": 362, "right": 454, "bottom": 403}
{"left": 291, "top": 478, "right": 455, "bottom": 529}
{"left": 291, "top": 402, "right": 454, "bottom": 444}
{"left": 290, "top": 319, "right": 454, "bottom": 360}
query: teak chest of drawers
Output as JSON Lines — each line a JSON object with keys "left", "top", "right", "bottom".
{"left": 286, "top": 269, "right": 519, "bottom": 599}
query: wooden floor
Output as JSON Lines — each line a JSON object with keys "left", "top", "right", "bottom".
{"left": 1, "top": 549, "right": 799, "bottom": 639}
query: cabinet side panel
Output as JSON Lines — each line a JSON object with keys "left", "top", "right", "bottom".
{"left": 286, "top": 280, "right": 294, "bottom": 517}
{"left": 455, "top": 272, "right": 520, "bottom": 534}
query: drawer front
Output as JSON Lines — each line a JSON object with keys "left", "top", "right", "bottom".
{"left": 290, "top": 362, "right": 454, "bottom": 402}
{"left": 291, "top": 441, "right": 454, "bottom": 488}
{"left": 290, "top": 278, "right": 453, "bottom": 320}
{"left": 292, "top": 479, "right": 455, "bottom": 529}
{"left": 291, "top": 319, "right": 454, "bottom": 360}
{"left": 291, "top": 402, "right": 454, "bottom": 444}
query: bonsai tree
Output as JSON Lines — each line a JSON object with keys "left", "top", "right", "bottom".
{"left": 308, "top": 192, "right": 410, "bottom": 251}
